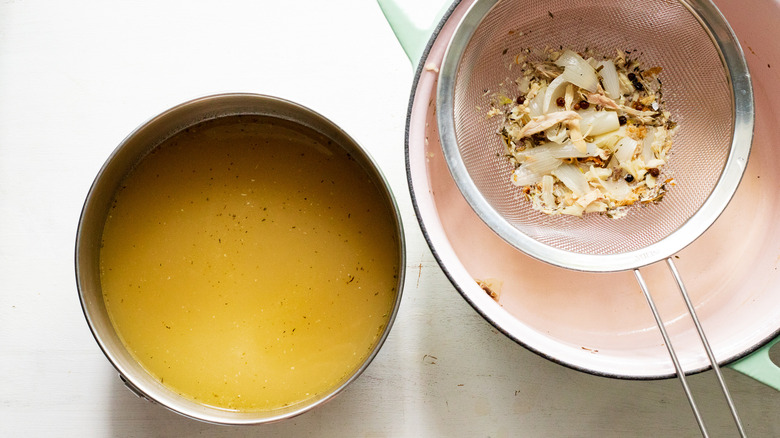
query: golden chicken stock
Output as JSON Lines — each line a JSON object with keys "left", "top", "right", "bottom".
{"left": 100, "top": 115, "right": 399, "bottom": 411}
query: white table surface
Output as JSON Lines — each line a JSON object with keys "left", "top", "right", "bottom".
{"left": 1, "top": 1, "right": 778, "bottom": 436}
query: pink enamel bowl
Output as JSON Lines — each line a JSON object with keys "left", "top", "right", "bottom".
{"left": 401, "top": 0, "right": 780, "bottom": 383}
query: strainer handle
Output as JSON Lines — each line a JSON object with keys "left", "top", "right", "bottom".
{"left": 665, "top": 258, "right": 746, "bottom": 437}
{"left": 634, "top": 269, "right": 710, "bottom": 437}
{"left": 635, "top": 260, "right": 748, "bottom": 438}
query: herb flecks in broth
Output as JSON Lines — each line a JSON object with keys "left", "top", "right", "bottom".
{"left": 100, "top": 116, "right": 399, "bottom": 412}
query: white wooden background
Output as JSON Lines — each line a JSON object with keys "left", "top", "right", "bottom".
{"left": 1, "top": 1, "right": 778, "bottom": 436}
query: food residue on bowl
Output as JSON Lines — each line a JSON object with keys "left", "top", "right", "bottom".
{"left": 489, "top": 48, "right": 677, "bottom": 218}
{"left": 476, "top": 278, "right": 503, "bottom": 302}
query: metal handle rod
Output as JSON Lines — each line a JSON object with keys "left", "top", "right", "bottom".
{"left": 666, "top": 258, "right": 747, "bottom": 437}
{"left": 633, "top": 269, "right": 709, "bottom": 438}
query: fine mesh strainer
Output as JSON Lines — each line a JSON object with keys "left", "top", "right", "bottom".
{"left": 436, "top": 0, "right": 754, "bottom": 436}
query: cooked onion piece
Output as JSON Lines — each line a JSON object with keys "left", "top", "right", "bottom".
{"left": 579, "top": 111, "right": 620, "bottom": 137}
{"left": 597, "top": 59, "right": 620, "bottom": 99}
{"left": 555, "top": 50, "right": 599, "bottom": 92}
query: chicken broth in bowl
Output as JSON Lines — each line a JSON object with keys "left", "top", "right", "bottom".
{"left": 77, "top": 95, "right": 404, "bottom": 423}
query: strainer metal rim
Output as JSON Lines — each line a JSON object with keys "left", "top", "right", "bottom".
{"left": 436, "top": 0, "right": 754, "bottom": 272}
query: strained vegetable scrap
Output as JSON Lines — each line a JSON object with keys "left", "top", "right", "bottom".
{"left": 490, "top": 48, "right": 677, "bottom": 218}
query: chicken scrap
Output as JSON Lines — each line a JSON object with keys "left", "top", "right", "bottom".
{"left": 515, "top": 111, "right": 581, "bottom": 138}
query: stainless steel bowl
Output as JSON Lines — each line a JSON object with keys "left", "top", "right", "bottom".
{"left": 75, "top": 93, "right": 406, "bottom": 424}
